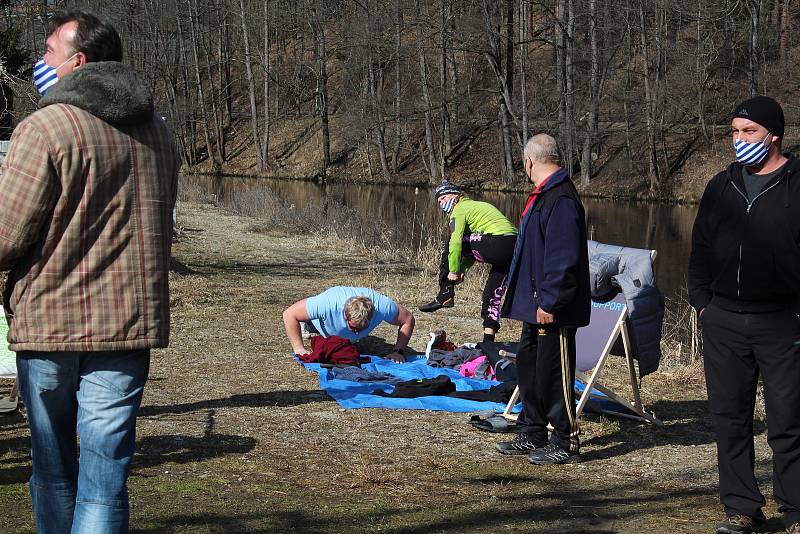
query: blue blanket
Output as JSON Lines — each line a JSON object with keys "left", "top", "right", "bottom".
{"left": 301, "top": 355, "right": 634, "bottom": 415}
{"left": 301, "top": 355, "right": 519, "bottom": 413}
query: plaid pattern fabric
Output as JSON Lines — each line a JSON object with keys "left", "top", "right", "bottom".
{"left": 0, "top": 103, "right": 178, "bottom": 351}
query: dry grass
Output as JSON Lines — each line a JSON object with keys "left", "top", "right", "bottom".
{"left": 1, "top": 201, "right": 788, "bottom": 533}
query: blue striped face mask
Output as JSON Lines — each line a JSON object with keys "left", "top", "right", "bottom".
{"left": 441, "top": 197, "right": 456, "bottom": 214}
{"left": 33, "top": 53, "right": 77, "bottom": 96}
{"left": 734, "top": 132, "right": 771, "bottom": 166}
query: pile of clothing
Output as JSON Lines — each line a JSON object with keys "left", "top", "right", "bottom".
{"left": 427, "top": 338, "right": 518, "bottom": 382}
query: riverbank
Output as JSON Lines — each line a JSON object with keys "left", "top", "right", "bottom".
{"left": 185, "top": 119, "right": 748, "bottom": 204}
{"left": 186, "top": 166, "right": 710, "bottom": 204}
{"left": 0, "top": 201, "right": 785, "bottom": 533}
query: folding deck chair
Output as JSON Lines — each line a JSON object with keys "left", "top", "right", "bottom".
{"left": 500, "top": 292, "right": 663, "bottom": 426}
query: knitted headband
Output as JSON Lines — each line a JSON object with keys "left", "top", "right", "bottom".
{"left": 434, "top": 181, "right": 462, "bottom": 200}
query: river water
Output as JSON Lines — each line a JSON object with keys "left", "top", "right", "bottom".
{"left": 185, "top": 175, "right": 699, "bottom": 301}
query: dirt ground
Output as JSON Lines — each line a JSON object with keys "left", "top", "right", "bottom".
{"left": 0, "top": 202, "right": 785, "bottom": 533}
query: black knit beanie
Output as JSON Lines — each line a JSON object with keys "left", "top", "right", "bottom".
{"left": 731, "top": 96, "right": 785, "bottom": 138}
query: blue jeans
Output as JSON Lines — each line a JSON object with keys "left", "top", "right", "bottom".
{"left": 17, "top": 350, "right": 150, "bottom": 534}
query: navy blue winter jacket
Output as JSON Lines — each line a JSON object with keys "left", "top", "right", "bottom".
{"left": 501, "top": 168, "right": 591, "bottom": 328}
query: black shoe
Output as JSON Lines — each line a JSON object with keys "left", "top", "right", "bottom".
{"left": 527, "top": 443, "right": 580, "bottom": 465}
{"left": 715, "top": 514, "right": 764, "bottom": 534}
{"left": 495, "top": 433, "right": 547, "bottom": 455}
{"left": 419, "top": 293, "right": 454, "bottom": 312}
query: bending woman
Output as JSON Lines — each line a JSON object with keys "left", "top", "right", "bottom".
{"left": 420, "top": 181, "right": 517, "bottom": 343}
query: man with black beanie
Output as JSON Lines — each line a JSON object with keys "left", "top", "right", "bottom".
{"left": 689, "top": 95, "right": 800, "bottom": 534}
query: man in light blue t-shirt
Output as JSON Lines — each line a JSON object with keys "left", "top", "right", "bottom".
{"left": 282, "top": 286, "right": 415, "bottom": 363}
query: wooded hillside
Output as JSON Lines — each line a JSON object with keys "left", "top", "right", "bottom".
{"left": 1, "top": 0, "right": 798, "bottom": 198}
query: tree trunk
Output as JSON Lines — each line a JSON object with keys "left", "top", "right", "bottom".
{"left": 780, "top": 0, "right": 791, "bottom": 67}
{"left": 188, "top": 0, "right": 218, "bottom": 169}
{"left": 555, "top": 0, "right": 568, "bottom": 167}
{"left": 564, "top": 0, "right": 575, "bottom": 175}
{"left": 482, "top": 0, "right": 514, "bottom": 182}
{"left": 580, "top": 0, "right": 600, "bottom": 186}
{"left": 519, "top": 0, "right": 529, "bottom": 144}
{"left": 439, "top": 0, "right": 451, "bottom": 174}
{"left": 639, "top": 0, "right": 658, "bottom": 192}
{"left": 748, "top": 1, "right": 759, "bottom": 97}
{"left": 623, "top": 1, "right": 633, "bottom": 171}
{"left": 240, "top": 0, "right": 263, "bottom": 170}
{"left": 205, "top": 0, "right": 225, "bottom": 162}
{"left": 415, "top": 0, "right": 439, "bottom": 184}
{"left": 368, "top": 41, "right": 392, "bottom": 180}
{"left": 262, "top": 0, "right": 271, "bottom": 164}
{"left": 313, "top": 0, "right": 331, "bottom": 176}
{"left": 198, "top": 0, "right": 224, "bottom": 163}
{"left": 392, "top": 0, "right": 403, "bottom": 172}
{"left": 218, "top": 0, "right": 232, "bottom": 126}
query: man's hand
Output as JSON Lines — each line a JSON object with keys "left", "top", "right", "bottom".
{"left": 447, "top": 272, "right": 465, "bottom": 284}
{"left": 293, "top": 347, "right": 309, "bottom": 357}
{"left": 536, "top": 307, "right": 554, "bottom": 324}
{"left": 385, "top": 352, "right": 406, "bottom": 363}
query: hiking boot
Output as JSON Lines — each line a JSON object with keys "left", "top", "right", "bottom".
{"left": 786, "top": 523, "right": 800, "bottom": 534}
{"left": 419, "top": 288, "right": 455, "bottom": 312}
{"left": 527, "top": 443, "right": 580, "bottom": 465}
{"left": 495, "top": 433, "right": 547, "bottom": 455}
{"left": 715, "top": 514, "right": 764, "bottom": 534}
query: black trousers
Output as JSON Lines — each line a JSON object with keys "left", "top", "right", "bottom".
{"left": 514, "top": 322, "right": 580, "bottom": 453}
{"left": 437, "top": 233, "right": 516, "bottom": 331}
{"left": 701, "top": 304, "right": 800, "bottom": 525}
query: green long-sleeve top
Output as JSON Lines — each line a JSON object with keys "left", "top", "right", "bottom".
{"left": 448, "top": 197, "right": 517, "bottom": 273}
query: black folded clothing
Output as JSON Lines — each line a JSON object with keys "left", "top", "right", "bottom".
{"left": 448, "top": 380, "right": 518, "bottom": 403}
{"left": 372, "top": 375, "right": 456, "bottom": 398}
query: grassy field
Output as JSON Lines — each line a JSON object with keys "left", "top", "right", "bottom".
{"left": 0, "top": 201, "right": 784, "bottom": 533}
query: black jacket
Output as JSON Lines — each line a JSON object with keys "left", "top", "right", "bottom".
{"left": 502, "top": 168, "right": 591, "bottom": 327}
{"left": 688, "top": 155, "right": 800, "bottom": 313}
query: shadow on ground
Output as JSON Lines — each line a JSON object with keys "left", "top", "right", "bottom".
{"left": 134, "top": 433, "right": 257, "bottom": 470}
{"left": 138, "top": 389, "right": 329, "bottom": 418}
{"left": 184, "top": 259, "right": 420, "bottom": 280}
{"left": 582, "top": 398, "right": 767, "bottom": 460}
{"left": 126, "top": 470, "right": 732, "bottom": 533}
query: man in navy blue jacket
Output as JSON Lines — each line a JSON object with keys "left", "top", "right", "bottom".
{"left": 496, "top": 133, "right": 590, "bottom": 465}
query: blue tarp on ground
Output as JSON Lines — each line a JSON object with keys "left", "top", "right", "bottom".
{"left": 300, "top": 355, "right": 635, "bottom": 415}
{"left": 301, "top": 355, "right": 518, "bottom": 413}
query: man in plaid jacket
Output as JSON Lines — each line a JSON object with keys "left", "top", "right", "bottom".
{"left": 0, "top": 9, "right": 178, "bottom": 533}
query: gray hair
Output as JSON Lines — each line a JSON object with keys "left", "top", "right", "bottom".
{"left": 523, "top": 134, "right": 560, "bottom": 163}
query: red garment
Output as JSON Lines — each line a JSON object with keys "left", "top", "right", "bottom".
{"left": 520, "top": 176, "right": 550, "bottom": 222}
{"left": 297, "top": 335, "right": 360, "bottom": 365}
{"left": 433, "top": 340, "right": 456, "bottom": 352}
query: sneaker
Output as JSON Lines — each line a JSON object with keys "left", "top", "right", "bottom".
{"left": 786, "top": 523, "right": 800, "bottom": 534}
{"left": 495, "top": 433, "right": 547, "bottom": 455}
{"left": 527, "top": 443, "right": 580, "bottom": 465}
{"left": 715, "top": 514, "right": 764, "bottom": 534}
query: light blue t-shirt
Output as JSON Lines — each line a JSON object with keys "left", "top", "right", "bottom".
{"left": 306, "top": 286, "right": 399, "bottom": 342}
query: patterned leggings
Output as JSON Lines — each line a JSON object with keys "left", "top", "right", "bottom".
{"left": 437, "top": 233, "right": 516, "bottom": 331}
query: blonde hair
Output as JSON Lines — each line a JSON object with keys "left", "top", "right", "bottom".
{"left": 344, "top": 296, "right": 374, "bottom": 330}
{"left": 524, "top": 133, "right": 561, "bottom": 164}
